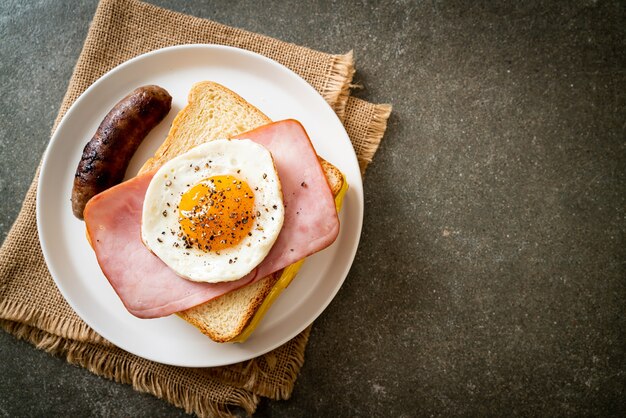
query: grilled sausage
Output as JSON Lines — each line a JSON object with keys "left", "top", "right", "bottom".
{"left": 71, "top": 85, "right": 172, "bottom": 219}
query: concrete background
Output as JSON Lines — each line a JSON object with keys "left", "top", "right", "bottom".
{"left": 1, "top": 0, "right": 624, "bottom": 416}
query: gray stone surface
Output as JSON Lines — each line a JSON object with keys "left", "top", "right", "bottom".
{"left": 1, "top": 0, "right": 625, "bottom": 416}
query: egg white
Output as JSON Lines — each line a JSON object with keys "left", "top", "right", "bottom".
{"left": 141, "top": 139, "right": 284, "bottom": 283}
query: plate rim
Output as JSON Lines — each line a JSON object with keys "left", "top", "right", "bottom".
{"left": 36, "top": 44, "right": 363, "bottom": 367}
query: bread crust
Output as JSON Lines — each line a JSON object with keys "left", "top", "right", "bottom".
{"left": 178, "top": 273, "right": 281, "bottom": 342}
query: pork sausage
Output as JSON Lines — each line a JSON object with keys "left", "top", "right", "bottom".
{"left": 71, "top": 85, "right": 172, "bottom": 219}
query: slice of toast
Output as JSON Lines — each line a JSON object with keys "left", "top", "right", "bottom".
{"left": 139, "top": 81, "right": 345, "bottom": 343}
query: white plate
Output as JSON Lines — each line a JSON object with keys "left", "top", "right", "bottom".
{"left": 36, "top": 45, "right": 363, "bottom": 367}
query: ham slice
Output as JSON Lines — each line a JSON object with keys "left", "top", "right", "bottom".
{"left": 84, "top": 120, "right": 339, "bottom": 318}
{"left": 233, "top": 120, "right": 339, "bottom": 278}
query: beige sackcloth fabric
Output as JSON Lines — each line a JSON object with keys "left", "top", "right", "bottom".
{"left": 0, "top": 0, "right": 391, "bottom": 416}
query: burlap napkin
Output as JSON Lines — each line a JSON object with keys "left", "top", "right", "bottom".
{"left": 0, "top": 0, "right": 391, "bottom": 416}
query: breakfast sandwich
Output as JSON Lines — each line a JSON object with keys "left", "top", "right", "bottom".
{"left": 75, "top": 81, "right": 347, "bottom": 342}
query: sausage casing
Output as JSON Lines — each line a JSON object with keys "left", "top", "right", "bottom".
{"left": 71, "top": 85, "right": 172, "bottom": 219}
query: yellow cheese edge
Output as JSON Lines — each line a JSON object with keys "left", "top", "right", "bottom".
{"left": 230, "top": 178, "right": 349, "bottom": 343}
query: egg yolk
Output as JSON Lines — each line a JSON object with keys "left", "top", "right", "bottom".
{"left": 178, "top": 175, "right": 255, "bottom": 252}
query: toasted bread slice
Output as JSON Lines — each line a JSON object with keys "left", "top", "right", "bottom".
{"left": 139, "top": 81, "right": 345, "bottom": 343}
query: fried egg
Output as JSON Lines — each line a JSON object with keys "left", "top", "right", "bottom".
{"left": 141, "top": 139, "right": 284, "bottom": 283}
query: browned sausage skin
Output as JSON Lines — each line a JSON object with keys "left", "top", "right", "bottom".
{"left": 71, "top": 85, "right": 172, "bottom": 219}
